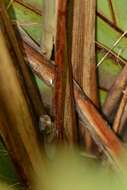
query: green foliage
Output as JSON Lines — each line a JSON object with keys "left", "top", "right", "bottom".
{"left": 13, "top": 2, "right": 42, "bottom": 43}
{"left": 0, "top": 143, "right": 19, "bottom": 188}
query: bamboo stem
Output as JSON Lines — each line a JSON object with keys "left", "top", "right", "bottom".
{"left": 22, "top": 39, "right": 127, "bottom": 169}
{"left": 41, "top": 0, "right": 57, "bottom": 59}
{"left": 0, "top": 2, "right": 46, "bottom": 119}
{"left": 54, "top": 0, "right": 68, "bottom": 141}
{"left": 102, "top": 65, "right": 127, "bottom": 124}
{"left": 0, "top": 29, "right": 45, "bottom": 188}
{"left": 113, "top": 88, "right": 127, "bottom": 134}
{"left": 64, "top": 0, "right": 78, "bottom": 144}
{"left": 54, "top": 0, "right": 77, "bottom": 143}
{"left": 72, "top": 0, "right": 98, "bottom": 152}
{"left": 0, "top": 2, "right": 47, "bottom": 188}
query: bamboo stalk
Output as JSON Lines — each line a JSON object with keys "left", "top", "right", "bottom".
{"left": 54, "top": 0, "right": 68, "bottom": 141}
{"left": 23, "top": 41, "right": 55, "bottom": 87}
{"left": 0, "top": 2, "right": 48, "bottom": 188}
{"left": 54, "top": 0, "right": 77, "bottom": 143}
{"left": 0, "top": 29, "right": 45, "bottom": 188}
{"left": 22, "top": 40, "right": 55, "bottom": 84}
{"left": 72, "top": 0, "right": 98, "bottom": 104}
{"left": 72, "top": 0, "right": 98, "bottom": 152}
{"left": 41, "top": 0, "right": 57, "bottom": 59}
{"left": 119, "top": 103, "right": 127, "bottom": 141}
{"left": 19, "top": 27, "right": 121, "bottom": 93}
{"left": 73, "top": 82, "right": 127, "bottom": 172}
{"left": 22, "top": 39, "right": 127, "bottom": 170}
{"left": 102, "top": 57, "right": 127, "bottom": 141}
{"left": 0, "top": 2, "right": 46, "bottom": 120}
{"left": 63, "top": 0, "right": 78, "bottom": 144}
{"left": 102, "top": 65, "right": 127, "bottom": 124}
{"left": 113, "top": 88, "right": 127, "bottom": 134}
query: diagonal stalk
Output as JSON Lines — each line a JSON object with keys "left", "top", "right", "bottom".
{"left": 21, "top": 38, "right": 127, "bottom": 171}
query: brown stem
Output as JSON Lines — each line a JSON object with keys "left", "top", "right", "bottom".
{"left": 15, "top": 0, "right": 42, "bottom": 15}
{"left": 0, "top": 17, "right": 46, "bottom": 190}
{"left": 113, "top": 88, "right": 127, "bottom": 134}
{"left": 108, "top": 0, "right": 117, "bottom": 25}
{"left": 64, "top": 0, "right": 78, "bottom": 144}
{"left": 41, "top": 0, "right": 57, "bottom": 59}
{"left": 53, "top": 0, "right": 78, "bottom": 144}
{"left": 54, "top": 0, "right": 68, "bottom": 140}
{"left": 22, "top": 38, "right": 127, "bottom": 169}
{"left": 23, "top": 42, "right": 55, "bottom": 87}
{"left": 102, "top": 65, "right": 127, "bottom": 124}
{"left": 72, "top": 0, "right": 98, "bottom": 153}
{"left": 73, "top": 82, "right": 127, "bottom": 172}
{"left": 72, "top": 0, "right": 98, "bottom": 103}
{"left": 0, "top": 3, "right": 46, "bottom": 118}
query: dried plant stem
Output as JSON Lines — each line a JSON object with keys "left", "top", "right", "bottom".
{"left": 0, "top": 2, "right": 45, "bottom": 118}
{"left": 54, "top": 0, "right": 77, "bottom": 143}
{"left": 102, "top": 65, "right": 127, "bottom": 124}
{"left": 72, "top": 0, "right": 98, "bottom": 153}
{"left": 0, "top": 28, "right": 45, "bottom": 189}
{"left": 63, "top": 0, "right": 78, "bottom": 144}
{"left": 113, "top": 88, "right": 127, "bottom": 134}
{"left": 54, "top": 0, "right": 68, "bottom": 141}
{"left": 22, "top": 39, "right": 127, "bottom": 170}
{"left": 74, "top": 83, "right": 127, "bottom": 173}
{"left": 0, "top": 2, "right": 47, "bottom": 188}
{"left": 41, "top": 0, "right": 57, "bottom": 59}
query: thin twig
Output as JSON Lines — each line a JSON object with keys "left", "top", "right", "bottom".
{"left": 12, "top": 20, "right": 41, "bottom": 27}
{"left": 96, "top": 41, "right": 127, "bottom": 66}
{"left": 15, "top": 0, "right": 42, "bottom": 15}
{"left": 97, "top": 30, "right": 127, "bottom": 67}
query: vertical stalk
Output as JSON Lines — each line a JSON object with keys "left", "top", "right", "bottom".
{"left": 41, "top": 0, "right": 57, "bottom": 59}
{"left": 0, "top": 2, "right": 46, "bottom": 188}
{"left": 0, "top": 29, "right": 45, "bottom": 188}
{"left": 72, "top": 0, "right": 98, "bottom": 152}
{"left": 0, "top": 1, "right": 46, "bottom": 121}
{"left": 54, "top": 0, "right": 77, "bottom": 143}
{"left": 64, "top": 0, "right": 77, "bottom": 144}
